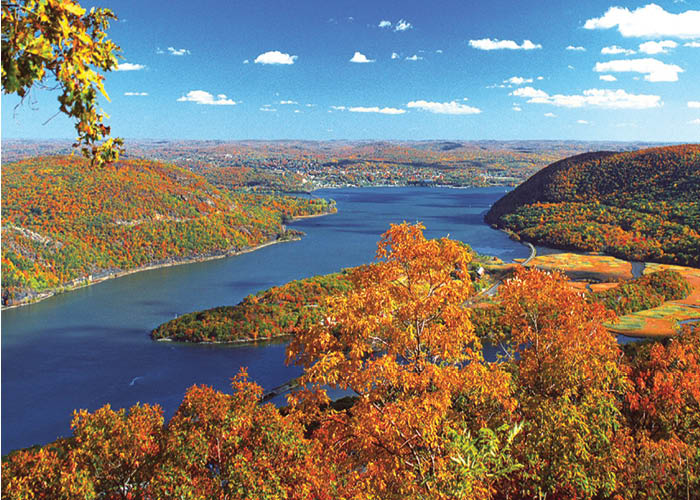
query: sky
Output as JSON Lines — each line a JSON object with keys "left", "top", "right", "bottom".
{"left": 2, "top": 0, "right": 700, "bottom": 142}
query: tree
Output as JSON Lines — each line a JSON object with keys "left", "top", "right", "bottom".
{"left": 492, "top": 268, "right": 629, "bottom": 499}
{"left": 287, "top": 223, "right": 517, "bottom": 499}
{"left": 1, "top": 0, "right": 123, "bottom": 165}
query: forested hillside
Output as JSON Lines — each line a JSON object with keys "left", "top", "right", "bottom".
{"left": 486, "top": 145, "right": 700, "bottom": 266}
{"left": 1, "top": 156, "right": 335, "bottom": 306}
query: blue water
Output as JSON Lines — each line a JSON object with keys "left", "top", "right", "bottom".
{"left": 1, "top": 187, "right": 528, "bottom": 454}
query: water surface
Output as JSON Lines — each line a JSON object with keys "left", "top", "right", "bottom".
{"left": 1, "top": 187, "right": 528, "bottom": 453}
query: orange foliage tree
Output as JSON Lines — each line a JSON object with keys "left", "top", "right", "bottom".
{"left": 287, "top": 223, "right": 519, "bottom": 499}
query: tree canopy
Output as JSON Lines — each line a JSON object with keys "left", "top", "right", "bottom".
{"left": 1, "top": 0, "right": 122, "bottom": 165}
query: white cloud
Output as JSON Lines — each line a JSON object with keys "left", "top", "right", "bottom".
{"left": 124, "top": 92, "right": 148, "bottom": 96}
{"left": 254, "top": 51, "right": 298, "bottom": 65}
{"left": 348, "top": 106, "right": 406, "bottom": 114}
{"left": 688, "top": 101, "right": 700, "bottom": 108}
{"left": 510, "top": 87, "right": 548, "bottom": 99}
{"left": 167, "top": 47, "right": 190, "bottom": 56}
{"left": 505, "top": 76, "right": 533, "bottom": 85}
{"left": 685, "top": 41, "right": 700, "bottom": 47}
{"left": 584, "top": 4, "right": 700, "bottom": 39}
{"left": 391, "top": 52, "right": 400, "bottom": 60}
{"left": 512, "top": 105, "right": 522, "bottom": 111}
{"left": 601, "top": 45, "right": 636, "bottom": 55}
{"left": 639, "top": 40, "right": 678, "bottom": 54}
{"left": 330, "top": 106, "right": 346, "bottom": 111}
{"left": 177, "top": 90, "right": 237, "bottom": 106}
{"left": 350, "top": 51, "right": 375, "bottom": 63}
{"left": 537, "top": 76, "right": 544, "bottom": 80}
{"left": 116, "top": 62, "right": 145, "bottom": 71}
{"left": 577, "top": 119, "right": 590, "bottom": 124}
{"left": 406, "top": 100, "right": 482, "bottom": 115}
{"left": 259, "top": 107, "right": 277, "bottom": 112}
{"left": 689, "top": 118, "right": 700, "bottom": 125}
{"left": 294, "top": 109, "right": 301, "bottom": 113}
{"left": 394, "top": 19, "right": 412, "bottom": 32}
{"left": 469, "top": 38, "right": 542, "bottom": 50}
{"left": 594, "top": 58, "right": 683, "bottom": 82}
{"left": 436, "top": 49, "right": 443, "bottom": 54}
{"left": 378, "top": 20, "right": 392, "bottom": 28}
{"left": 243, "top": 59, "right": 249, "bottom": 64}
{"left": 566, "top": 45, "right": 586, "bottom": 51}
{"left": 279, "top": 100, "right": 298, "bottom": 105}
{"left": 599, "top": 74, "right": 618, "bottom": 81}
{"left": 511, "top": 87, "right": 662, "bottom": 109}
{"left": 544, "top": 112, "right": 557, "bottom": 117}
{"left": 405, "top": 54, "right": 423, "bottom": 61}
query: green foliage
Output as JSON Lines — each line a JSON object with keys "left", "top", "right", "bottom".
{"left": 1, "top": 0, "right": 123, "bottom": 165}
{"left": 152, "top": 272, "right": 352, "bottom": 342}
{"left": 591, "top": 270, "right": 692, "bottom": 316}
{"left": 487, "top": 145, "right": 700, "bottom": 266}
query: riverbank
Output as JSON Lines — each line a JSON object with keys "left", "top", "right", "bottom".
{"left": 2, "top": 212, "right": 335, "bottom": 310}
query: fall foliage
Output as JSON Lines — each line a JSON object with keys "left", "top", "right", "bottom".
{"left": 3, "top": 224, "right": 700, "bottom": 499}
{"left": 1, "top": 0, "right": 123, "bottom": 165}
{"left": 486, "top": 145, "right": 700, "bottom": 267}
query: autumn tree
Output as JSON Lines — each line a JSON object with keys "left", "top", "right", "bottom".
{"left": 287, "top": 223, "right": 518, "bottom": 499}
{"left": 1, "top": 0, "right": 123, "bottom": 165}
{"left": 491, "top": 268, "right": 629, "bottom": 499}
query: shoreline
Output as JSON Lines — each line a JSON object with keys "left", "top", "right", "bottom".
{"left": 2, "top": 211, "right": 334, "bottom": 311}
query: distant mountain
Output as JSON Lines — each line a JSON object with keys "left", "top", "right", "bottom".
{"left": 1, "top": 156, "right": 334, "bottom": 306}
{"left": 485, "top": 145, "right": 700, "bottom": 266}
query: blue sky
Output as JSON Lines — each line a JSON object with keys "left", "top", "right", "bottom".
{"left": 3, "top": 0, "right": 700, "bottom": 141}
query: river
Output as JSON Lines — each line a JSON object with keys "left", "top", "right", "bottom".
{"left": 1, "top": 187, "right": 529, "bottom": 454}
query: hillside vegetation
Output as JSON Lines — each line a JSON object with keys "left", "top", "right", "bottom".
{"left": 1, "top": 156, "right": 335, "bottom": 306}
{"left": 485, "top": 145, "right": 700, "bottom": 266}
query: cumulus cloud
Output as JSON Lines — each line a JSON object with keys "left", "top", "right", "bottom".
{"left": 394, "top": 19, "right": 412, "bottom": 32}
{"left": 566, "top": 45, "right": 586, "bottom": 51}
{"left": 688, "top": 101, "right": 700, "bottom": 108}
{"left": 167, "top": 47, "right": 190, "bottom": 56}
{"left": 577, "top": 119, "right": 590, "bottom": 124}
{"left": 505, "top": 76, "right": 533, "bottom": 85}
{"left": 584, "top": 4, "right": 700, "bottom": 39}
{"left": 254, "top": 51, "right": 298, "bottom": 65}
{"left": 512, "top": 105, "right": 522, "bottom": 111}
{"left": 544, "top": 112, "right": 557, "bottom": 117}
{"left": 405, "top": 54, "right": 423, "bottom": 61}
{"left": 469, "top": 38, "right": 542, "bottom": 50}
{"left": 685, "top": 42, "right": 700, "bottom": 47}
{"left": 594, "top": 58, "right": 684, "bottom": 82}
{"left": 350, "top": 51, "right": 375, "bottom": 63}
{"left": 391, "top": 52, "right": 400, "bottom": 60}
{"left": 116, "top": 62, "right": 145, "bottom": 71}
{"left": 243, "top": 59, "right": 250, "bottom": 64}
{"left": 378, "top": 20, "right": 392, "bottom": 28}
{"left": 638, "top": 40, "right": 678, "bottom": 54}
{"left": 599, "top": 74, "right": 618, "bottom": 81}
{"left": 177, "top": 90, "right": 237, "bottom": 105}
{"left": 124, "top": 92, "right": 148, "bottom": 96}
{"left": 511, "top": 87, "right": 662, "bottom": 109}
{"left": 601, "top": 45, "right": 636, "bottom": 55}
{"left": 406, "top": 100, "right": 482, "bottom": 115}
{"left": 279, "top": 100, "right": 298, "bottom": 105}
{"left": 348, "top": 106, "right": 406, "bottom": 114}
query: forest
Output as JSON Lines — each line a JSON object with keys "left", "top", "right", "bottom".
{"left": 2, "top": 139, "right": 658, "bottom": 192}
{"left": 0, "top": 155, "right": 335, "bottom": 306}
{"left": 486, "top": 145, "right": 700, "bottom": 267}
{"left": 4, "top": 223, "right": 699, "bottom": 499}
